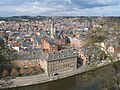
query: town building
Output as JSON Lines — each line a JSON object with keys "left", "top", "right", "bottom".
{"left": 40, "top": 49, "right": 78, "bottom": 76}
{"left": 41, "top": 36, "right": 58, "bottom": 53}
{"left": 13, "top": 49, "right": 41, "bottom": 68}
{"left": 13, "top": 48, "right": 78, "bottom": 76}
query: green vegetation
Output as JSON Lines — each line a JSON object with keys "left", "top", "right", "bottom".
{"left": 0, "top": 40, "right": 43, "bottom": 79}
{"left": 83, "top": 18, "right": 120, "bottom": 90}
{"left": 0, "top": 39, "right": 18, "bottom": 79}
{"left": 0, "top": 40, "right": 17, "bottom": 63}
{"left": 81, "top": 62, "right": 120, "bottom": 90}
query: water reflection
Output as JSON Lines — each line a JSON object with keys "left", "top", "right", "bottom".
{"left": 3, "top": 61, "right": 120, "bottom": 90}
{"left": 4, "top": 75, "right": 98, "bottom": 90}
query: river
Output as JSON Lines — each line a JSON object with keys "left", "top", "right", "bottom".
{"left": 3, "top": 61, "right": 120, "bottom": 90}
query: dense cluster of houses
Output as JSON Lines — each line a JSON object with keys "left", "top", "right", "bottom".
{"left": 0, "top": 17, "right": 119, "bottom": 76}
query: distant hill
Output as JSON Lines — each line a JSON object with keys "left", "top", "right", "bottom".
{"left": 0, "top": 16, "right": 120, "bottom": 22}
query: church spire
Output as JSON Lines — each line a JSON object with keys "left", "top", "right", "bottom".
{"left": 50, "top": 18, "right": 55, "bottom": 39}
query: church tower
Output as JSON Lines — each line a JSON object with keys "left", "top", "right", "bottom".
{"left": 50, "top": 18, "right": 55, "bottom": 39}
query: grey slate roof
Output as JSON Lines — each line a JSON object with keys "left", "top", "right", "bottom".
{"left": 17, "top": 48, "right": 77, "bottom": 62}
{"left": 41, "top": 36, "right": 58, "bottom": 46}
{"left": 22, "top": 41, "right": 29, "bottom": 47}
{"left": 34, "top": 36, "right": 41, "bottom": 45}
{"left": 81, "top": 48, "right": 93, "bottom": 57}
{"left": 40, "top": 49, "right": 78, "bottom": 62}
{"left": 17, "top": 49, "right": 41, "bottom": 60}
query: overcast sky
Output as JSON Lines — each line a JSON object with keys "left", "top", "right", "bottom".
{"left": 0, "top": 0, "right": 120, "bottom": 17}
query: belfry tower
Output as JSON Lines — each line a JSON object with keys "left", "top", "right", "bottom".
{"left": 50, "top": 18, "right": 55, "bottom": 39}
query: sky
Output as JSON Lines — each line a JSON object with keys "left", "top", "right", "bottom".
{"left": 0, "top": 0, "right": 120, "bottom": 17}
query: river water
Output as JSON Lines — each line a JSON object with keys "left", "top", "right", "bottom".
{"left": 3, "top": 61, "right": 120, "bottom": 90}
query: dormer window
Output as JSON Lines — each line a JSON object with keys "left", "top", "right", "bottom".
{"left": 73, "top": 51, "right": 76, "bottom": 55}
{"left": 53, "top": 45, "right": 55, "bottom": 47}
{"left": 67, "top": 53, "right": 70, "bottom": 56}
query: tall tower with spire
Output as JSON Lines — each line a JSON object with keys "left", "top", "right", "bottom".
{"left": 50, "top": 18, "right": 55, "bottom": 39}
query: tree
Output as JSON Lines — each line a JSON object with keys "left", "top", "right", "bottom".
{"left": 11, "top": 66, "right": 18, "bottom": 79}
{"left": 2, "top": 69, "right": 9, "bottom": 78}
{"left": 83, "top": 18, "right": 120, "bottom": 90}
{"left": 19, "top": 67, "right": 25, "bottom": 76}
{"left": 34, "top": 64, "right": 41, "bottom": 73}
{"left": 0, "top": 39, "right": 18, "bottom": 78}
{"left": 27, "top": 60, "right": 33, "bottom": 75}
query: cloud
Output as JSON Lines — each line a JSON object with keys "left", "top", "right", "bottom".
{"left": 16, "top": 2, "right": 54, "bottom": 13}
{"left": 0, "top": 0, "right": 120, "bottom": 16}
{"left": 70, "top": 0, "right": 119, "bottom": 8}
{"left": 15, "top": 2, "right": 67, "bottom": 15}
{"left": 65, "top": 0, "right": 72, "bottom": 4}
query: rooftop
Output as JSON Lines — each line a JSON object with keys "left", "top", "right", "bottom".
{"left": 41, "top": 36, "right": 58, "bottom": 46}
{"left": 40, "top": 49, "right": 78, "bottom": 62}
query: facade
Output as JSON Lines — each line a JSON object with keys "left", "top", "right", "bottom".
{"left": 13, "top": 49, "right": 41, "bottom": 68}
{"left": 13, "top": 48, "right": 78, "bottom": 76}
{"left": 40, "top": 49, "right": 78, "bottom": 75}
{"left": 41, "top": 36, "right": 58, "bottom": 53}
{"left": 78, "top": 48, "right": 94, "bottom": 64}
{"left": 47, "top": 57, "right": 77, "bottom": 75}
{"left": 78, "top": 50, "right": 87, "bottom": 64}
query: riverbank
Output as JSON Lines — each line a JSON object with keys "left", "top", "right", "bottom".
{"left": 0, "top": 59, "right": 119, "bottom": 89}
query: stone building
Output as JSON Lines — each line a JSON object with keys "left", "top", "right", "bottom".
{"left": 40, "top": 49, "right": 78, "bottom": 76}
{"left": 13, "top": 48, "right": 78, "bottom": 76}
{"left": 13, "top": 49, "right": 41, "bottom": 68}
{"left": 41, "top": 36, "right": 58, "bottom": 53}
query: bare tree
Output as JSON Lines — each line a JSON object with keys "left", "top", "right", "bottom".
{"left": 34, "top": 64, "right": 41, "bottom": 73}
{"left": 27, "top": 60, "right": 33, "bottom": 75}
{"left": 83, "top": 18, "right": 120, "bottom": 90}
{"left": 11, "top": 66, "right": 18, "bottom": 79}
{"left": 2, "top": 69, "right": 9, "bottom": 78}
{"left": 0, "top": 39, "right": 18, "bottom": 79}
{"left": 19, "top": 67, "right": 25, "bottom": 76}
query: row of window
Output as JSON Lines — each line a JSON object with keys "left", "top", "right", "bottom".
{"left": 48, "top": 64, "right": 75, "bottom": 73}
{"left": 23, "top": 59, "right": 40, "bottom": 67}
{"left": 48, "top": 61, "right": 76, "bottom": 68}
{"left": 48, "top": 58, "right": 76, "bottom": 66}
